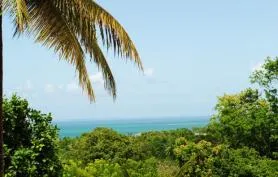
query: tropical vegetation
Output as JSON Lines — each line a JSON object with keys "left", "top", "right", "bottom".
{"left": 2, "top": 58, "right": 278, "bottom": 176}
{"left": 0, "top": 0, "right": 142, "bottom": 176}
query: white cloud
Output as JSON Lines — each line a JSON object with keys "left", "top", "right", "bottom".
{"left": 66, "top": 82, "right": 79, "bottom": 92}
{"left": 44, "top": 84, "right": 65, "bottom": 94}
{"left": 90, "top": 72, "right": 104, "bottom": 84}
{"left": 44, "top": 84, "right": 55, "bottom": 93}
{"left": 144, "top": 68, "right": 154, "bottom": 77}
{"left": 45, "top": 73, "right": 105, "bottom": 94}
{"left": 9, "top": 80, "right": 39, "bottom": 98}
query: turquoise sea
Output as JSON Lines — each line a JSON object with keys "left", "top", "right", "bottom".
{"left": 55, "top": 116, "right": 210, "bottom": 138}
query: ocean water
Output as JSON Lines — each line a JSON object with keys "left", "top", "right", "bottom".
{"left": 54, "top": 116, "right": 210, "bottom": 138}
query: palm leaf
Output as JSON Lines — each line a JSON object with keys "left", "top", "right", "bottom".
{"left": 4, "top": 0, "right": 29, "bottom": 33}
{"left": 89, "top": 36, "right": 117, "bottom": 99}
{"left": 5, "top": 0, "right": 142, "bottom": 101}
{"left": 55, "top": 0, "right": 142, "bottom": 67}
{"left": 27, "top": 0, "right": 95, "bottom": 101}
{"left": 53, "top": 0, "right": 118, "bottom": 98}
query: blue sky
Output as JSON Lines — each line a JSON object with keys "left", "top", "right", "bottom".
{"left": 3, "top": 0, "right": 278, "bottom": 120}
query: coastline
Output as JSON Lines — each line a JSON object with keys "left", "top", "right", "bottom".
{"left": 55, "top": 116, "right": 210, "bottom": 138}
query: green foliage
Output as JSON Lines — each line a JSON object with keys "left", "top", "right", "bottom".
{"left": 4, "top": 95, "right": 62, "bottom": 177}
{"left": 174, "top": 140, "right": 214, "bottom": 176}
{"left": 59, "top": 128, "right": 195, "bottom": 164}
{"left": 124, "top": 158, "right": 158, "bottom": 177}
{"left": 207, "top": 88, "right": 278, "bottom": 158}
{"left": 157, "top": 160, "right": 179, "bottom": 177}
{"left": 58, "top": 58, "right": 278, "bottom": 176}
{"left": 132, "top": 129, "right": 195, "bottom": 160}
{"left": 174, "top": 141, "right": 278, "bottom": 177}
{"left": 60, "top": 128, "right": 132, "bottom": 165}
{"left": 212, "top": 147, "right": 278, "bottom": 177}
{"left": 62, "top": 158, "right": 158, "bottom": 177}
{"left": 62, "top": 160, "right": 90, "bottom": 177}
{"left": 251, "top": 57, "right": 278, "bottom": 113}
{"left": 5, "top": 148, "right": 37, "bottom": 177}
{"left": 59, "top": 128, "right": 196, "bottom": 177}
{"left": 172, "top": 57, "right": 278, "bottom": 176}
{"left": 133, "top": 132, "right": 174, "bottom": 159}
{"left": 251, "top": 57, "right": 278, "bottom": 87}
{"left": 62, "top": 160, "right": 124, "bottom": 177}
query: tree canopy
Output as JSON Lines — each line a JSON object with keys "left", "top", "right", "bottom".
{"left": 3, "top": 95, "right": 61, "bottom": 177}
{"left": 3, "top": 58, "right": 278, "bottom": 176}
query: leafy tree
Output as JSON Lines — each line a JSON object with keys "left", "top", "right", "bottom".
{"left": 58, "top": 128, "right": 196, "bottom": 176}
{"left": 62, "top": 160, "right": 91, "bottom": 177}
{"left": 61, "top": 128, "right": 132, "bottom": 165}
{"left": 62, "top": 160, "right": 124, "bottom": 177}
{"left": 132, "top": 129, "right": 195, "bottom": 160}
{"left": 207, "top": 88, "right": 278, "bottom": 158}
{"left": 3, "top": 95, "right": 62, "bottom": 176}
{"left": 58, "top": 137, "right": 77, "bottom": 162}
{"left": 59, "top": 128, "right": 195, "bottom": 165}
{"left": 1, "top": 1, "right": 142, "bottom": 175}
{"left": 212, "top": 147, "right": 278, "bottom": 177}
{"left": 157, "top": 160, "right": 179, "bottom": 177}
{"left": 174, "top": 140, "right": 278, "bottom": 177}
{"left": 251, "top": 57, "right": 278, "bottom": 113}
{"left": 174, "top": 140, "right": 214, "bottom": 176}
{"left": 250, "top": 57, "right": 278, "bottom": 157}
{"left": 62, "top": 158, "right": 158, "bottom": 177}
{"left": 135, "top": 132, "right": 173, "bottom": 159}
{"left": 58, "top": 57, "right": 278, "bottom": 176}
{"left": 124, "top": 158, "right": 158, "bottom": 177}
{"left": 5, "top": 148, "right": 37, "bottom": 177}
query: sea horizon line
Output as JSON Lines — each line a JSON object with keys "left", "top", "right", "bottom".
{"left": 53, "top": 115, "right": 211, "bottom": 122}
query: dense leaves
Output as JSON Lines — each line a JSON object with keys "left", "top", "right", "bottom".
{"left": 61, "top": 128, "right": 132, "bottom": 165}
{"left": 251, "top": 57, "right": 278, "bottom": 113}
{"left": 59, "top": 58, "right": 278, "bottom": 176}
{"left": 59, "top": 128, "right": 186, "bottom": 177}
{"left": 3, "top": 58, "right": 278, "bottom": 176}
{"left": 3, "top": 95, "right": 62, "bottom": 177}
{"left": 62, "top": 160, "right": 124, "bottom": 177}
{"left": 175, "top": 141, "right": 278, "bottom": 177}
{"left": 207, "top": 89, "right": 278, "bottom": 158}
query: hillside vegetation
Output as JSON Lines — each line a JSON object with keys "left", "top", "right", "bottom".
{"left": 3, "top": 58, "right": 278, "bottom": 176}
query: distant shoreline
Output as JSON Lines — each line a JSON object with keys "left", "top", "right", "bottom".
{"left": 55, "top": 116, "right": 210, "bottom": 138}
{"left": 53, "top": 115, "right": 210, "bottom": 122}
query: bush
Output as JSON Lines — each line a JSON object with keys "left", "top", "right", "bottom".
{"left": 4, "top": 95, "right": 62, "bottom": 176}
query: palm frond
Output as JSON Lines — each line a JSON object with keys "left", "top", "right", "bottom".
{"left": 27, "top": 0, "right": 95, "bottom": 101}
{"left": 54, "top": 0, "right": 143, "bottom": 69}
{"left": 89, "top": 0, "right": 142, "bottom": 68}
{"left": 5, "top": 0, "right": 142, "bottom": 101}
{"left": 50, "top": 0, "right": 116, "bottom": 99}
{"left": 52, "top": 0, "right": 142, "bottom": 99}
{"left": 89, "top": 36, "right": 117, "bottom": 99}
{"left": 4, "top": 0, "right": 29, "bottom": 33}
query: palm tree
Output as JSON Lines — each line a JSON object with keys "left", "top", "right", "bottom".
{"left": 0, "top": 0, "right": 142, "bottom": 176}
